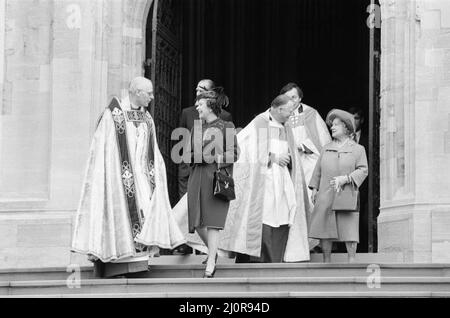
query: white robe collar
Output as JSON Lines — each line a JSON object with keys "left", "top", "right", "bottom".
{"left": 121, "top": 95, "right": 144, "bottom": 111}
{"left": 265, "top": 109, "right": 285, "bottom": 128}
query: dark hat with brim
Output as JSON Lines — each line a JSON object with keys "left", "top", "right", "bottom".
{"left": 326, "top": 109, "right": 355, "bottom": 134}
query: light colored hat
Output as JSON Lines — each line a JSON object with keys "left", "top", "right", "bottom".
{"left": 326, "top": 109, "right": 355, "bottom": 134}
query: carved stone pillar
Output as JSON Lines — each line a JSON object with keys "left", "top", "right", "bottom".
{"left": 379, "top": 0, "right": 450, "bottom": 262}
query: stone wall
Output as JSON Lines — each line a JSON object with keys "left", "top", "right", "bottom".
{"left": 379, "top": 0, "right": 450, "bottom": 262}
{"left": 0, "top": 0, "right": 153, "bottom": 269}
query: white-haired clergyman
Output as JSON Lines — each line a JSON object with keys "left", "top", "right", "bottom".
{"left": 71, "top": 77, "right": 186, "bottom": 277}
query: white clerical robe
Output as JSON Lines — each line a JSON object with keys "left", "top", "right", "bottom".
{"left": 262, "top": 118, "right": 296, "bottom": 228}
{"left": 72, "top": 96, "right": 185, "bottom": 263}
{"left": 289, "top": 104, "right": 331, "bottom": 209}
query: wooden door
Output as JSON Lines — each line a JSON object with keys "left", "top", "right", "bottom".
{"left": 147, "top": 0, "right": 182, "bottom": 205}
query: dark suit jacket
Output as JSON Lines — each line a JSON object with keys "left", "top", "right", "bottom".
{"left": 178, "top": 106, "right": 233, "bottom": 177}
{"left": 357, "top": 129, "right": 368, "bottom": 155}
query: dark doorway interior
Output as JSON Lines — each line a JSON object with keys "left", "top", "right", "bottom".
{"left": 180, "top": 0, "right": 370, "bottom": 127}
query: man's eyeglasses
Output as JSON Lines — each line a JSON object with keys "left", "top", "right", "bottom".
{"left": 140, "top": 90, "right": 154, "bottom": 98}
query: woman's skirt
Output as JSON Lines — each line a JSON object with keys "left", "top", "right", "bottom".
{"left": 187, "top": 163, "right": 230, "bottom": 233}
{"left": 308, "top": 188, "right": 360, "bottom": 242}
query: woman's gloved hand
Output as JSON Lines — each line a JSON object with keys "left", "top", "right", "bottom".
{"left": 330, "top": 175, "right": 350, "bottom": 192}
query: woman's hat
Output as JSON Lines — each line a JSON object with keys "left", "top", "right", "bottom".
{"left": 326, "top": 109, "right": 355, "bottom": 134}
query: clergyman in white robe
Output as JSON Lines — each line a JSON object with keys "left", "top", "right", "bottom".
{"left": 72, "top": 78, "right": 185, "bottom": 277}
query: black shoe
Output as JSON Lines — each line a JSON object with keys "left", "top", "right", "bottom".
{"left": 173, "top": 244, "right": 192, "bottom": 255}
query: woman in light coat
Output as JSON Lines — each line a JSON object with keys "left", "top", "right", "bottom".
{"left": 308, "top": 109, "right": 368, "bottom": 263}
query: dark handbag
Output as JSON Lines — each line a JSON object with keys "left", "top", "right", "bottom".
{"left": 213, "top": 165, "right": 236, "bottom": 202}
{"left": 331, "top": 182, "right": 360, "bottom": 212}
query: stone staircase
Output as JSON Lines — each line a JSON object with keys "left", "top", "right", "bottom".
{"left": 1, "top": 255, "right": 450, "bottom": 297}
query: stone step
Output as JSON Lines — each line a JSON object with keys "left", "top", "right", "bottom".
{"left": 139, "top": 263, "right": 450, "bottom": 279}
{"left": 2, "top": 261, "right": 450, "bottom": 281}
{"left": 0, "top": 267, "right": 94, "bottom": 282}
{"left": 3, "top": 291, "right": 450, "bottom": 298}
{"left": 2, "top": 277, "right": 450, "bottom": 296}
{"left": 149, "top": 253, "right": 405, "bottom": 265}
{"left": 0, "top": 252, "right": 403, "bottom": 281}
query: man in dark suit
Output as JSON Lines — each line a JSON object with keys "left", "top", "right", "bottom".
{"left": 348, "top": 107, "right": 374, "bottom": 253}
{"left": 173, "top": 79, "right": 233, "bottom": 255}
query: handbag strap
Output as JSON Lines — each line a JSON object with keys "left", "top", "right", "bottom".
{"left": 216, "top": 154, "right": 230, "bottom": 176}
{"left": 346, "top": 175, "right": 358, "bottom": 193}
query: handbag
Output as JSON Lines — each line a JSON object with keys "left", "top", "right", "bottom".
{"left": 213, "top": 158, "right": 236, "bottom": 202}
{"left": 331, "top": 182, "right": 360, "bottom": 212}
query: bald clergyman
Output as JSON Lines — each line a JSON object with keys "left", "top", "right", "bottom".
{"left": 71, "top": 77, "right": 186, "bottom": 277}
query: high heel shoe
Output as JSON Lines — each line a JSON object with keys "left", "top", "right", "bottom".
{"left": 203, "top": 264, "right": 216, "bottom": 278}
{"left": 202, "top": 253, "right": 218, "bottom": 265}
{"left": 203, "top": 254, "right": 218, "bottom": 278}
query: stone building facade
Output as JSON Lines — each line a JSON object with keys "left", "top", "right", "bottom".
{"left": 0, "top": 0, "right": 449, "bottom": 269}
{"left": 379, "top": 0, "right": 450, "bottom": 263}
{"left": 0, "top": 0, "right": 151, "bottom": 268}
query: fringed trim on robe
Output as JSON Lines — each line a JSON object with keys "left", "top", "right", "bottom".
{"left": 72, "top": 98, "right": 186, "bottom": 263}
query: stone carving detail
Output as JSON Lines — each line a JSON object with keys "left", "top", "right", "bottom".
{"left": 380, "top": 0, "right": 414, "bottom": 201}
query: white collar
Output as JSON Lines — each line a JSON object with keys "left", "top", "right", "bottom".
{"left": 121, "top": 95, "right": 143, "bottom": 111}
{"left": 266, "top": 109, "right": 284, "bottom": 127}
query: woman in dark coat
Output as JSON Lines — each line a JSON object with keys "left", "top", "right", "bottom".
{"left": 187, "top": 88, "right": 239, "bottom": 277}
{"left": 308, "top": 109, "right": 368, "bottom": 263}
